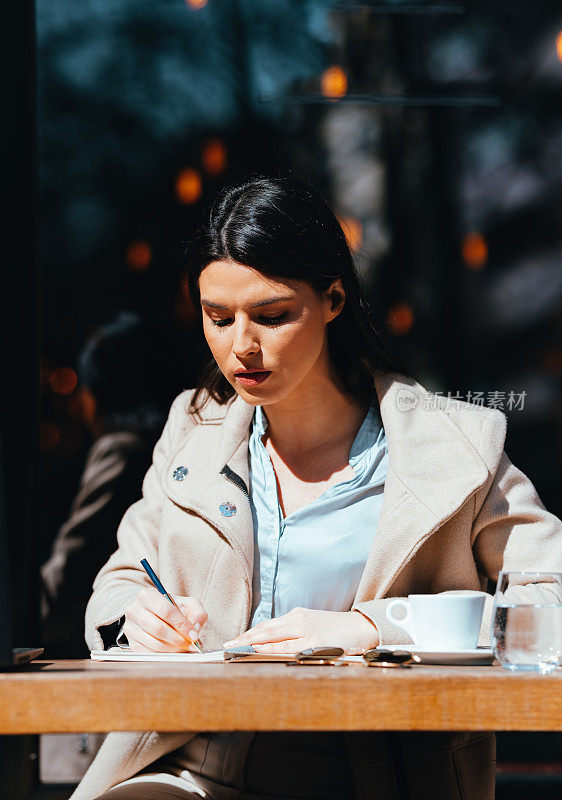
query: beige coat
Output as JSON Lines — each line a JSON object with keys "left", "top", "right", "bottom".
{"left": 71, "top": 371, "right": 562, "bottom": 800}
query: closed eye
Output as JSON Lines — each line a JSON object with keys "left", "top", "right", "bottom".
{"left": 211, "top": 313, "right": 288, "bottom": 328}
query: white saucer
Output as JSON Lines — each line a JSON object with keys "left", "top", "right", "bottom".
{"left": 376, "top": 644, "right": 494, "bottom": 665}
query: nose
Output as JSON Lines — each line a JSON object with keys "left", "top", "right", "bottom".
{"left": 231, "top": 317, "right": 260, "bottom": 358}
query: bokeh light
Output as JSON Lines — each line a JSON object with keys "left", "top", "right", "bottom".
{"left": 126, "top": 240, "right": 153, "bottom": 272}
{"left": 80, "top": 387, "right": 97, "bottom": 425}
{"left": 388, "top": 303, "right": 414, "bottom": 335}
{"left": 40, "top": 422, "right": 60, "bottom": 451}
{"left": 49, "top": 366, "right": 78, "bottom": 395}
{"left": 462, "top": 232, "right": 488, "bottom": 271}
{"left": 176, "top": 168, "right": 202, "bottom": 204}
{"left": 175, "top": 279, "right": 198, "bottom": 325}
{"left": 186, "top": 0, "right": 208, "bottom": 9}
{"left": 339, "top": 217, "right": 362, "bottom": 252}
{"left": 321, "top": 65, "right": 348, "bottom": 99}
{"left": 556, "top": 31, "right": 562, "bottom": 63}
{"left": 202, "top": 138, "right": 227, "bottom": 175}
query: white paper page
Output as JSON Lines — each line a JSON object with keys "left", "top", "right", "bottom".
{"left": 90, "top": 647, "right": 225, "bottom": 662}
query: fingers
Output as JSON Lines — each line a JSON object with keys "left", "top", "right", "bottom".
{"left": 236, "top": 627, "right": 301, "bottom": 645}
{"left": 223, "top": 608, "right": 360, "bottom": 654}
{"left": 123, "top": 619, "right": 195, "bottom": 654}
{"left": 174, "top": 596, "right": 208, "bottom": 636}
{"left": 123, "top": 618, "right": 164, "bottom": 653}
{"left": 124, "top": 621, "right": 199, "bottom": 654}
{"left": 133, "top": 606, "right": 195, "bottom": 651}
{"left": 252, "top": 639, "right": 306, "bottom": 654}
{"left": 225, "top": 615, "right": 301, "bottom": 646}
{"left": 124, "top": 587, "right": 207, "bottom": 653}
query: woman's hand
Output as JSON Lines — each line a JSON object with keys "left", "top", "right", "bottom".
{"left": 223, "top": 607, "right": 379, "bottom": 655}
{"left": 123, "top": 587, "right": 208, "bottom": 653}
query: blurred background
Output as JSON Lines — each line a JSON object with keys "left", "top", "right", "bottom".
{"left": 3, "top": 0, "right": 562, "bottom": 797}
{"left": 37, "top": 0, "right": 562, "bottom": 545}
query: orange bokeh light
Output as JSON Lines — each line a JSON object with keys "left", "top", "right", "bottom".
{"left": 126, "top": 240, "right": 153, "bottom": 272}
{"left": 175, "top": 280, "right": 198, "bottom": 325}
{"left": 40, "top": 422, "right": 60, "bottom": 451}
{"left": 49, "top": 367, "right": 78, "bottom": 395}
{"left": 556, "top": 31, "right": 562, "bottom": 63}
{"left": 81, "top": 387, "right": 97, "bottom": 424}
{"left": 321, "top": 66, "right": 348, "bottom": 99}
{"left": 388, "top": 303, "right": 414, "bottom": 336}
{"left": 176, "top": 168, "right": 202, "bottom": 204}
{"left": 186, "top": 0, "right": 208, "bottom": 8}
{"left": 462, "top": 232, "right": 488, "bottom": 270}
{"left": 202, "top": 138, "right": 227, "bottom": 176}
{"left": 339, "top": 217, "right": 362, "bottom": 252}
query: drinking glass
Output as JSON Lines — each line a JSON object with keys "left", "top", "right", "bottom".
{"left": 492, "top": 571, "right": 562, "bottom": 674}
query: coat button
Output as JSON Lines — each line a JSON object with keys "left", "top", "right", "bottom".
{"left": 219, "top": 502, "right": 237, "bottom": 517}
{"left": 173, "top": 466, "right": 189, "bottom": 481}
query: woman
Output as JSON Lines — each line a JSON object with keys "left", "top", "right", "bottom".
{"left": 71, "top": 175, "right": 562, "bottom": 800}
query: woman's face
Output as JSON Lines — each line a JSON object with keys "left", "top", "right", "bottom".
{"left": 198, "top": 260, "right": 345, "bottom": 406}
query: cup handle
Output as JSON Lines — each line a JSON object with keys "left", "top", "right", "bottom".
{"left": 385, "top": 599, "right": 414, "bottom": 641}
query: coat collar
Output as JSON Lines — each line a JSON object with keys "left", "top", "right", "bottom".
{"left": 374, "top": 371, "right": 489, "bottom": 519}
{"left": 355, "top": 372, "right": 490, "bottom": 599}
{"left": 163, "top": 372, "right": 492, "bottom": 599}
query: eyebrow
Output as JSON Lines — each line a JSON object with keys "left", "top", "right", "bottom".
{"left": 200, "top": 295, "right": 295, "bottom": 310}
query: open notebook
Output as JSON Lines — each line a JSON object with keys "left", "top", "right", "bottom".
{"left": 90, "top": 646, "right": 301, "bottom": 663}
{"left": 91, "top": 647, "right": 225, "bottom": 662}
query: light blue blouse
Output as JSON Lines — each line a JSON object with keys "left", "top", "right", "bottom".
{"left": 248, "top": 402, "right": 388, "bottom": 628}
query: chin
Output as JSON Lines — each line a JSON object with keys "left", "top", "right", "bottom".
{"left": 233, "top": 384, "right": 279, "bottom": 406}
{"left": 228, "top": 381, "right": 263, "bottom": 402}
{"left": 235, "top": 388, "right": 268, "bottom": 402}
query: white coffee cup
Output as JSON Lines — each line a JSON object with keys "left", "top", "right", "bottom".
{"left": 385, "top": 592, "right": 486, "bottom": 650}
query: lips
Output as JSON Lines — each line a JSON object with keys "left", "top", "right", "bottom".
{"left": 234, "top": 370, "right": 272, "bottom": 385}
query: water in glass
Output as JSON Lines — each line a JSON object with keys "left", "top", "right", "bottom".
{"left": 493, "top": 603, "right": 562, "bottom": 674}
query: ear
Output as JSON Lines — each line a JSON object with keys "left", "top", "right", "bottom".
{"left": 324, "top": 278, "right": 346, "bottom": 322}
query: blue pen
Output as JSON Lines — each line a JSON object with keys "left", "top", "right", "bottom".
{"left": 140, "top": 558, "right": 204, "bottom": 653}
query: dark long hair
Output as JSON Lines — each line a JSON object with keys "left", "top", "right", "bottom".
{"left": 185, "top": 173, "right": 410, "bottom": 415}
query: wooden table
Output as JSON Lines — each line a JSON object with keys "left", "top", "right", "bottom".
{"left": 2, "top": 660, "right": 561, "bottom": 734}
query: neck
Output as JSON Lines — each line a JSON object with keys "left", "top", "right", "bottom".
{"left": 261, "top": 366, "right": 372, "bottom": 461}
